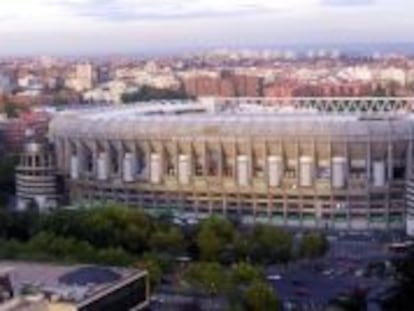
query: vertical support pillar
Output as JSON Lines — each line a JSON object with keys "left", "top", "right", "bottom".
{"left": 76, "top": 141, "right": 83, "bottom": 176}
{"left": 328, "top": 140, "right": 333, "bottom": 227}
{"left": 117, "top": 140, "right": 123, "bottom": 178}
{"left": 407, "top": 131, "right": 413, "bottom": 179}
{"left": 103, "top": 140, "right": 110, "bottom": 176}
{"left": 66, "top": 139, "right": 72, "bottom": 174}
{"left": 264, "top": 141, "right": 270, "bottom": 217}
{"left": 218, "top": 142, "right": 223, "bottom": 180}
{"left": 367, "top": 141, "right": 372, "bottom": 184}
{"left": 144, "top": 141, "right": 151, "bottom": 181}
{"left": 387, "top": 138, "right": 393, "bottom": 229}
{"left": 202, "top": 140, "right": 207, "bottom": 178}
{"left": 92, "top": 140, "right": 98, "bottom": 177}
{"left": 345, "top": 140, "right": 351, "bottom": 229}
{"left": 367, "top": 140, "right": 372, "bottom": 229}
{"left": 296, "top": 140, "right": 300, "bottom": 187}
{"left": 233, "top": 139, "right": 237, "bottom": 183}
{"left": 174, "top": 139, "right": 179, "bottom": 182}
{"left": 405, "top": 129, "right": 413, "bottom": 230}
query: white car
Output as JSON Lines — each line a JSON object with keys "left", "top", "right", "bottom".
{"left": 267, "top": 274, "right": 282, "bottom": 281}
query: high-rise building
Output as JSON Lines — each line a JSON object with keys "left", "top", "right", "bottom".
{"left": 76, "top": 62, "right": 95, "bottom": 90}
{"left": 66, "top": 62, "right": 96, "bottom": 92}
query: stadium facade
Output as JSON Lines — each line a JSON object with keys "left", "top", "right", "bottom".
{"left": 48, "top": 97, "right": 414, "bottom": 233}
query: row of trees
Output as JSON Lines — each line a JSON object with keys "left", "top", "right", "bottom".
{"left": 121, "top": 85, "right": 192, "bottom": 103}
{"left": 196, "top": 216, "right": 294, "bottom": 264}
{"left": 0, "top": 232, "right": 134, "bottom": 266}
{"left": 0, "top": 207, "right": 328, "bottom": 267}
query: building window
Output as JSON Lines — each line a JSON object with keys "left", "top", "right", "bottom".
{"left": 207, "top": 148, "right": 219, "bottom": 176}
{"left": 110, "top": 146, "right": 119, "bottom": 174}
{"left": 165, "top": 150, "right": 175, "bottom": 176}
{"left": 136, "top": 148, "right": 146, "bottom": 175}
{"left": 223, "top": 153, "right": 233, "bottom": 177}
{"left": 194, "top": 151, "right": 203, "bottom": 177}
{"left": 84, "top": 148, "right": 93, "bottom": 173}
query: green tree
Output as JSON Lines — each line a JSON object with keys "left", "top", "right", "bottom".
{"left": 121, "top": 85, "right": 191, "bottom": 103}
{"left": 52, "top": 92, "right": 69, "bottom": 107}
{"left": 244, "top": 281, "right": 279, "bottom": 311}
{"left": 196, "top": 216, "right": 235, "bottom": 261}
{"left": 0, "top": 210, "right": 10, "bottom": 238}
{"left": 233, "top": 232, "right": 252, "bottom": 262}
{"left": 150, "top": 226, "right": 185, "bottom": 256}
{"left": 3, "top": 102, "right": 18, "bottom": 118}
{"left": 7, "top": 210, "right": 40, "bottom": 241}
{"left": 97, "top": 247, "right": 134, "bottom": 266}
{"left": 0, "top": 155, "right": 19, "bottom": 204}
{"left": 382, "top": 249, "right": 414, "bottom": 310}
{"left": 135, "top": 253, "right": 164, "bottom": 289}
{"left": 299, "top": 231, "right": 329, "bottom": 259}
{"left": 250, "top": 225, "right": 293, "bottom": 264}
{"left": 231, "top": 262, "right": 264, "bottom": 286}
{"left": 197, "top": 225, "right": 222, "bottom": 261}
{"left": 41, "top": 205, "right": 152, "bottom": 255}
{"left": 185, "top": 262, "right": 228, "bottom": 296}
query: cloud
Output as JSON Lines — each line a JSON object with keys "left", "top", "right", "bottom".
{"left": 52, "top": 0, "right": 292, "bottom": 21}
{"left": 1, "top": 0, "right": 413, "bottom": 56}
{"left": 0, "top": 16, "right": 12, "bottom": 22}
{"left": 321, "top": 0, "right": 376, "bottom": 6}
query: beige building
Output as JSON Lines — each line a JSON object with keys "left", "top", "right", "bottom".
{"left": 65, "top": 63, "right": 95, "bottom": 92}
{"left": 49, "top": 97, "right": 414, "bottom": 233}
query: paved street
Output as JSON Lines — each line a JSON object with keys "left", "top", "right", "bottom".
{"left": 268, "top": 232, "right": 400, "bottom": 311}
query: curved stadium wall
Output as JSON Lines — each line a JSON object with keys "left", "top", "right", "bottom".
{"left": 48, "top": 97, "right": 414, "bottom": 232}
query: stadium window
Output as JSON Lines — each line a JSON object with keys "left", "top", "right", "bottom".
{"left": 207, "top": 148, "right": 219, "bottom": 176}
{"left": 110, "top": 145, "right": 119, "bottom": 174}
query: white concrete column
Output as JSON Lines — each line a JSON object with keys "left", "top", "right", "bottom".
{"left": 150, "top": 153, "right": 161, "bottom": 184}
{"left": 123, "top": 152, "right": 136, "bottom": 183}
{"left": 97, "top": 152, "right": 109, "bottom": 181}
{"left": 179, "top": 154, "right": 191, "bottom": 185}
{"left": 300, "top": 156, "right": 313, "bottom": 187}
{"left": 268, "top": 156, "right": 283, "bottom": 187}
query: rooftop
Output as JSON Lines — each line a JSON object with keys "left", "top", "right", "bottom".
{"left": 0, "top": 261, "right": 146, "bottom": 307}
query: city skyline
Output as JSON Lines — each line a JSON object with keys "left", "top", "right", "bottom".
{"left": 0, "top": 0, "right": 414, "bottom": 55}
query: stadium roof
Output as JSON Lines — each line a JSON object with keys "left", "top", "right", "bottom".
{"left": 49, "top": 98, "right": 414, "bottom": 141}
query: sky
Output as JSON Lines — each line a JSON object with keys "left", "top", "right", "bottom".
{"left": 0, "top": 0, "right": 413, "bottom": 55}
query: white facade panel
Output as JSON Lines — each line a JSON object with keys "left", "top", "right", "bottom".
{"left": 178, "top": 155, "right": 190, "bottom": 185}
{"left": 373, "top": 161, "right": 386, "bottom": 187}
{"left": 406, "top": 216, "right": 414, "bottom": 237}
{"left": 150, "top": 154, "right": 161, "bottom": 184}
{"left": 70, "top": 155, "right": 79, "bottom": 180}
{"left": 300, "top": 156, "right": 313, "bottom": 187}
{"left": 332, "top": 157, "right": 346, "bottom": 189}
{"left": 97, "top": 152, "right": 109, "bottom": 181}
{"left": 123, "top": 153, "right": 136, "bottom": 182}
{"left": 237, "top": 155, "right": 249, "bottom": 187}
{"left": 268, "top": 156, "right": 283, "bottom": 187}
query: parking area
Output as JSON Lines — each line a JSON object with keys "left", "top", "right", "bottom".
{"left": 267, "top": 231, "right": 403, "bottom": 311}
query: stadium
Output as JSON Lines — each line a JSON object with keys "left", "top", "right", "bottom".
{"left": 48, "top": 97, "right": 414, "bottom": 232}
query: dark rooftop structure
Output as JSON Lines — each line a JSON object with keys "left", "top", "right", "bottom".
{"left": 0, "top": 261, "right": 149, "bottom": 311}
